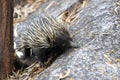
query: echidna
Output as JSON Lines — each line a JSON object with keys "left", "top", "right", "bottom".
{"left": 14, "top": 14, "right": 77, "bottom": 67}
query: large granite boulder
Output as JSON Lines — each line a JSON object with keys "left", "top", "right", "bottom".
{"left": 34, "top": 0, "right": 120, "bottom": 80}
{"left": 13, "top": 0, "right": 120, "bottom": 80}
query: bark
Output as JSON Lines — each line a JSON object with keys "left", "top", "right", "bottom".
{"left": 0, "top": 0, "right": 13, "bottom": 80}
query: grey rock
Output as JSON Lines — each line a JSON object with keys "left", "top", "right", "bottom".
{"left": 34, "top": 0, "right": 120, "bottom": 80}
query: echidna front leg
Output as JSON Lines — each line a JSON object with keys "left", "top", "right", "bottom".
{"left": 32, "top": 47, "right": 48, "bottom": 68}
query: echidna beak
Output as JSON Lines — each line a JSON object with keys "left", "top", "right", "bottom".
{"left": 70, "top": 41, "right": 80, "bottom": 48}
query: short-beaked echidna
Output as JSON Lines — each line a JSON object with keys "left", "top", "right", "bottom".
{"left": 14, "top": 14, "right": 77, "bottom": 67}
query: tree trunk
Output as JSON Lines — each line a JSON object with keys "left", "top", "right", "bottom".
{"left": 0, "top": 0, "right": 13, "bottom": 80}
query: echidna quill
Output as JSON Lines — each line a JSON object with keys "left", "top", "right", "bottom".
{"left": 14, "top": 14, "right": 78, "bottom": 68}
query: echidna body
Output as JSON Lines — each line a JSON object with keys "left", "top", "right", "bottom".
{"left": 14, "top": 15, "right": 76, "bottom": 67}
